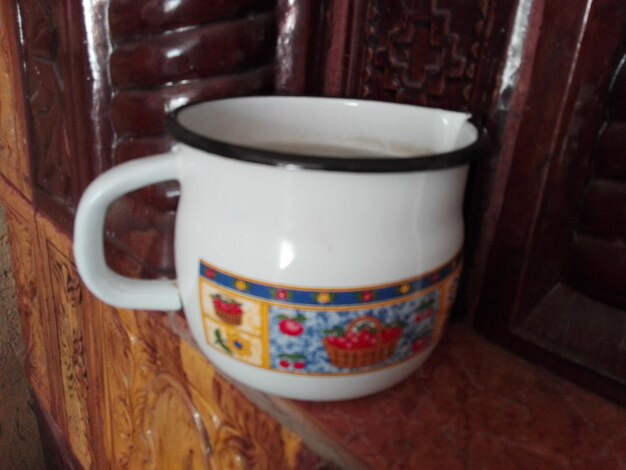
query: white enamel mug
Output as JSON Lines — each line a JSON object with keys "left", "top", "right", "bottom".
{"left": 74, "top": 96, "right": 487, "bottom": 401}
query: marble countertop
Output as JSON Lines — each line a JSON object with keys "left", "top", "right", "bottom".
{"left": 240, "top": 323, "right": 626, "bottom": 469}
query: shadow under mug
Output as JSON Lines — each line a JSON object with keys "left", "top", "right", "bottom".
{"left": 73, "top": 96, "right": 487, "bottom": 401}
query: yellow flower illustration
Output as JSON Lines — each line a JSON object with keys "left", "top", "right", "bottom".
{"left": 234, "top": 280, "right": 248, "bottom": 291}
{"left": 227, "top": 332, "right": 251, "bottom": 358}
{"left": 399, "top": 283, "right": 411, "bottom": 295}
{"left": 316, "top": 292, "right": 332, "bottom": 304}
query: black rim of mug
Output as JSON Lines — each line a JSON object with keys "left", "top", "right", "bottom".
{"left": 166, "top": 97, "right": 489, "bottom": 173}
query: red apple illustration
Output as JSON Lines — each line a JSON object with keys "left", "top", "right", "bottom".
{"left": 278, "top": 314, "right": 306, "bottom": 336}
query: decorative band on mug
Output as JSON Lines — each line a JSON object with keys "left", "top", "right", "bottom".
{"left": 197, "top": 255, "right": 463, "bottom": 376}
{"left": 198, "top": 252, "right": 462, "bottom": 307}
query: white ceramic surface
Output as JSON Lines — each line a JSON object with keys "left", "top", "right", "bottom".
{"left": 73, "top": 97, "right": 483, "bottom": 400}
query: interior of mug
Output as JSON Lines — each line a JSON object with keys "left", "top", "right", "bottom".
{"left": 168, "top": 96, "right": 485, "bottom": 171}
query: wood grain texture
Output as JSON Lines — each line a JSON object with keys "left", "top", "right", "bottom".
{"left": 0, "top": 182, "right": 49, "bottom": 404}
{"left": 0, "top": 2, "right": 32, "bottom": 199}
{"left": 89, "top": 302, "right": 315, "bottom": 469}
{"left": 36, "top": 214, "right": 96, "bottom": 468}
{"left": 181, "top": 339, "right": 303, "bottom": 470}
{"left": 94, "top": 305, "right": 204, "bottom": 468}
{"left": 0, "top": 190, "right": 45, "bottom": 469}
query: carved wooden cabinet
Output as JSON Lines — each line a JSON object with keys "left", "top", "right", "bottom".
{"left": 1, "top": 0, "right": 625, "bottom": 467}
{"left": 1, "top": 0, "right": 320, "bottom": 467}
{"left": 471, "top": 0, "right": 626, "bottom": 404}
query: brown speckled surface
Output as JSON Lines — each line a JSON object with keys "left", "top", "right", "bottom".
{"left": 286, "top": 324, "right": 626, "bottom": 470}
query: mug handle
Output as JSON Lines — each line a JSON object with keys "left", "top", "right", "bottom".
{"left": 73, "top": 151, "right": 182, "bottom": 310}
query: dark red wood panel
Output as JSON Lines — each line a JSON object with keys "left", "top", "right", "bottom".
{"left": 515, "top": 4, "right": 623, "bottom": 318}
{"left": 108, "top": 0, "right": 276, "bottom": 165}
{"left": 17, "top": 0, "right": 116, "bottom": 229}
{"left": 110, "top": 14, "right": 275, "bottom": 91}
{"left": 111, "top": 67, "right": 273, "bottom": 139}
{"left": 18, "top": 0, "right": 83, "bottom": 227}
{"left": 351, "top": 0, "right": 490, "bottom": 107}
{"left": 612, "top": 58, "right": 626, "bottom": 119}
{"left": 565, "top": 54, "right": 626, "bottom": 309}
{"left": 473, "top": 0, "right": 626, "bottom": 404}
{"left": 104, "top": 196, "right": 177, "bottom": 279}
{"left": 275, "top": 0, "right": 316, "bottom": 94}
{"left": 108, "top": 0, "right": 275, "bottom": 42}
{"left": 578, "top": 180, "right": 626, "bottom": 239}
{"left": 595, "top": 122, "right": 626, "bottom": 179}
{"left": 565, "top": 235, "right": 626, "bottom": 309}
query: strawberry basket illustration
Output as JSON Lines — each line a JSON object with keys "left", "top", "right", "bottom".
{"left": 323, "top": 317, "right": 402, "bottom": 369}
{"left": 211, "top": 294, "right": 244, "bottom": 325}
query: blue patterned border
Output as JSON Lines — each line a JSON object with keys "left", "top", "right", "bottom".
{"left": 199, "top": 253, "right": 461, "bottom": 307}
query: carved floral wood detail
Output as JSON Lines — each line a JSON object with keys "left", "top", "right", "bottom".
{"left": 141, "top": 374, "right": 212, "bottom": 469}
{"left": 95, "top": 304, "right": 303, "bottom": 469}
{"left": 100, "top": 307, "right": 140, "bottom": 468}
{"left": 97, "top": 307, "right": 207, "bottom": 468}
{"left": 180, "top": 340, "right": 300, "bottom": 470}
{"left": 37, "top": 216, "right": 94, "bottom": 468}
